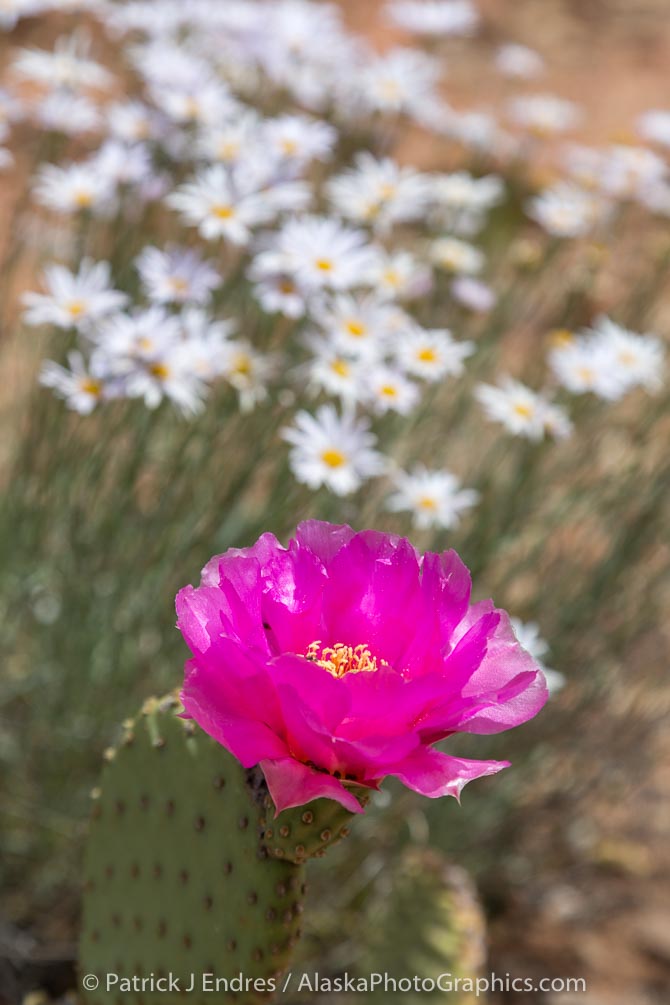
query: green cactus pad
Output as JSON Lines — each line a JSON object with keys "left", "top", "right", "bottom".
{"left": 79, "top": 695, "right": 305, "bottom": 1005}
{"left": 359, "top": 848, "right": 486, "bottom": 1003}
{"left": 257, "top": 787, "right": 370, "bottom": 865}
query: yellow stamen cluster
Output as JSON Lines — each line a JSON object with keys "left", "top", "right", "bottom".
{"left": 306, "top": 641, "right": 380, "bottom": 678}
{"left": 320, "top": 448, "right": 346, "bottom": 469}
{"left": 212, "top": 204, "right": 234, "bottom": 219}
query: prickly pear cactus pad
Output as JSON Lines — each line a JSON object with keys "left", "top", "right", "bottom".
{"left": 256, "top": 782, "right": 370, "bottom": 865}
{"left": 359, "top": 848, "right": 486, "bottom": 1004}
{"left": 80, "top": 696, "right": 305, "bottom": 1004}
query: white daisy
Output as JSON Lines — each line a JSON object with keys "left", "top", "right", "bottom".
{"left": 39, "top": 350, "right": 108, "bottom": 415}
{"left": 307, "top": 344, "right": 366, "bottom": 404}
{"left": 282, "top": 404, "right": 385, "bottom": 495}
{"left": 508, "top": 94, "right": 581, "bottom": 137}
{"left": 13, "top": 33, "right": 113, "bottom": 91}
{"left": 387, "top": 464, "right": 480, "bottom": 530}
{"left": 315, "top": 294, "right": 399, "bottom": 361}
{"left": 220, "top": 339, "right": 274, "bottom": 412}
{"left": 637, "top": 109, "right": 670, "bottom": 149}
{"left": 359, "top": 48, "right": 441, "bottom": 117}
{"left": 22, "top": 259, "right": 127, "bottom": 332}
{"left": 431, "top": 237, "right": 484, "bottom": 275}
{"left": 124, "top": 343, "right": 207, "bottom": 416}
{"left": 386, "top": 1, "right": 478, "bottom": 37}
{"left": 33, "top": 162, "right": 115, "bottom": 216}
{"left": 364, "top": 249, "right": 432, "bottom": 302}
{"left": 396, "top": 327, "right": 474, "bottom": 381}
{"left": 495, "top": 44, "right": 544, "bottom": 80}
{"left": 262, "top": 114, "right": 336, "bottom": 167}
{"left": 510, "top": 618, "right": 565, "bottom": 695}
{"left": 367, "top": 365, "right": 420, "bottom": 415}
{"left": 452, "top": 276, "right": 496, "bottom": 313}
{"left": 136, "top": 246, "right": 221, "bottom": 305}
{"left": 528, "top": 183, "right": 610, "bottom": 238}
{"left": 327, "top": 153, "right": 432, "bottom": 231}
{"left": 166, "top": 165, "right": 272, "bottom": 244}
{"left": 475, "top": 377, "right": 565, "bottom": 440}
{"left": 254, "top": 216, "right": 376, "bottom": 293}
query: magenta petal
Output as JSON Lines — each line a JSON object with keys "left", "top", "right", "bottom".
{"left": 181, "top": 654, "right": 288, "bottom": 767}
{"left": 294, "top": 520, "right": 356, "bottom": 567}
{"left": 388, "top": 747, "right": 509, "bottom": 800}
{"left": 182, "top": 638, "right": 283, "bottom": 734}
{"left": 260, "top": 757, "right": 366, "bottom": 815}
{"left": 260, "top": 540, "right": 327, "bottom": 655}
{"left": 182, "top": 689, "right": 288, "bottom": 767}
{"left": 321, "top": 531, "right": 424, "bottom": 665}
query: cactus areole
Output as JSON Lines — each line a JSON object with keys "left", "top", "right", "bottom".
{"left": 177, "top": 520, "right": 548, "bottom": 816}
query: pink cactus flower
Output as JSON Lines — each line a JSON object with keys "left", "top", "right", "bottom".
{"left": 177, "top": 522, "right": 548, "bottom": 815}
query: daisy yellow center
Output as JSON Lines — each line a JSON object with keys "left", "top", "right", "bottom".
{"left": 384, "top": 269, "right": 400, "bottom": 286}
{"left": 513, "top": 402, "right": 533, "bottom": 418}
{"left": 418, "top": 495, "right": 438, "bottom": 510}
{"left": 67, "top": 300, "right": 87, "bottom": 317}
{"left": 212, "top": 204, "right": 234, "bottom": 219}
{"left": 74, "top": 190, "right": 93, "bottom": 208}
{"left": 618, "top": 351, "right": 636, "bottom": 366}
{"left": 380, "top": 79, "right": 400, "bottom": 100}
{"left": 80, "top": 378, "right": 101, "bottom": 396}
{"left": 280, "top": 138, "right": 298, "bottom": 155}
{"left": 218, "top": 141, "right": 240, "bottom": 160}
{"left": 169, "top": 276, "right": 189, "bottom": 293}
{"left": 149, "top": 362, "right": 170, "bottom": 379}
{"left": 233, "top": 353, "right": 252, "bottom": 376}
{"left": 315, "top": 258, "right": 333, "bottom": 272}
{"left": 321, "top": 448, "right": 346, "bottom": 468}
{"left": 578, "top": 367, "right": 594, "bottom": 382}
{"left": 184, "top": 98, "right": 200, "bottom": 118}
{"left": 331, "top": 358, "right": 350, "bottom": 377}
{"left": 549, "top": 328, "right": 574, "bottom": 347}
{"left": 306, "top": 641, "right": 379, "bottom": 678}
{"left": 279, "top": 279, "right": 296, "bottom": 294}
{"left": 380, "top": 384, "right": 398, "bottom": 397}
{"left": 417, "top": 347, "right": 437, "bottom": 363}
{"left": 345, "top": 319, "right": 366, "bottom": 337}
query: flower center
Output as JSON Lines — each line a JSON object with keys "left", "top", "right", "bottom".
{"left": 345, "top": 319, "right": 366, "bottom": 337}
{"left": 74, "top": 190, "right": 93, "bottom": 208}
{"left": 417, "top": 347, "right": 437, "bottom": 363}
{"left": 418, "top": 495, "right": 438, "bottom": 510}
{"left": 212, "top": 204, "right": 234, "bottom": 219}
{"left": 232, "top": 353, "right": 252, "bottom": 376}
{"left": 320, "top": 448, "right": 346, "bottom": 468}
{"left": 330, "top": 358, "right": 350, "bottom": 377}
{"left": 315, "top": 258, "right": 333, "bottom": 272}
{"left": 513, "top": 402, "right": 533, "bottom": 418}
{"left": 169, "top": 276, "right": 189, "bottom": 293}
{"left": 149, "top": 362, "right": 170, "bottom": 379}
{"left": 67, "top": 300, "right": 87, "bottom": 317}
{"left": 218, "top": 141, "right": 240, "bottom": 160}
{"left": 306, "top": 641, "right": 379, "bottom": 678}
{"left": 80, "top": 378, "right": 102, "bottom": 396}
